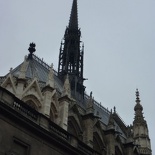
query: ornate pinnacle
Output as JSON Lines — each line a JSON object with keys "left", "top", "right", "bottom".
{"left": 69, "top": 0, "right": 78, "bottom": 30}
{"left": 28, "top": 43, "right": 36, "bottom": 59}
{"left": 134, "top": 89, "right": 143, "bottom": 111}
{"left": 62, "top": 74, "right": 71, "bottom": 98}
{"left": 136, "top": 89, "right": 141, "bottom": 103}
{"left": 114, "top": 106, "right": 116, "bottom": 113}
{"left": 46, "top": 63, "right": 54, "bottom": 88}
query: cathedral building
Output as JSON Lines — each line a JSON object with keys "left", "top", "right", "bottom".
{"left": 0, "top": 0, "right": 152, "bottom": 155}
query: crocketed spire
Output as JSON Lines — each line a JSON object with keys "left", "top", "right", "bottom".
{"left": 134, "top": 89, "right": 143, "bottom": 111}
{"left": 134, "top": 89, "right": 145, "bottom": 123}
{"left": 58, "top": 0, "right": 85, "bottom": 99}
{"left": 69, "top": 0, "right": 78, "bottom": 30}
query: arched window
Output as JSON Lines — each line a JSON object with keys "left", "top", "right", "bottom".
{"left": 25, "top": 100, "right": 37, "bottom": 110}
{"left": 50, "top": 102, "right": 58, "bottom": 123}
{"left": 93, "top": 132, "right": 106, "bottom": 155}
{"left": 22, "top": 95, "right": 41, "bottom": 111}
{"left": 68, "top": 116, "right": 83, "bottom": 140}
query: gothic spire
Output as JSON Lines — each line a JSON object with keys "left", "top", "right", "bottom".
{"left": 69, "top": 0, "right": 78, "bottom": 30}
{"left": 133, "top": 90, "right": 152, "bottom": 154}
{"left": 58, "top": 0, "right": 85, "bottom": 99}
{"left": 134, "top": 89, "right": 145, "bottom": 123}
{"left": 134, "top": 89, "right": 143, "bottom": 112}
{"left": 86, "top": 91, "right": 94, "bottom": 114}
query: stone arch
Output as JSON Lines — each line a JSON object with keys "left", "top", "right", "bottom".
{"left": 93, "top": 121, "right": 106, "bottom": 147}
{"left": 115, "top": 135, "right": 124, "bottom": 155}
{"left": 22, "top": 95, "right": 42, "bottom": 111}
{"left": 133, "top": 146, "right": 139, "bottom": 155}
{"left": 93, "top": 132, "right": 106, "bottom": 155}
{"left": 68, "top": 116, "right": 83, "bottom": 140}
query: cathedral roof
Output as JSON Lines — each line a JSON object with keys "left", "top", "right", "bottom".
{"left": 0, "top": 50, "right": 126, "bottom": 129}
{"left": 0, "top": 0, "right": 128, "bottom": 141}
{"left": 6, "top": 53, "right": 63, "bottom": 93}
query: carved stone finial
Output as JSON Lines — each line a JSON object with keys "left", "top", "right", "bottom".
{"left": 86, "top": 91, "right": 94, "bottom": 114}
{"left": 46, "top": 63, "right": 54, "bottom": 88}
{"left": 114, "top": 106, "right": 116, "bottom": 113}
{"left": 90, "top": 91, "right": 92, "bottom": 98}
{"left": 134, "top": 89, "right": 143, "bottom": 111}
{"left": 62, "top": 74, "right": 71, "bottom": 97}
{"left": 9, "top": 67, "right": 13, "bottom": 73}
{"left": 28, "top": 42, "right": 36, "bottom": 59}
{"left": 135, "top": 88, "right": 141, "bottom": 103}
{"left": 51, "top": 63, "right": 53, "bottom": 69}
{"left": 108, "top": 111, "right": 115, "bottom": 128}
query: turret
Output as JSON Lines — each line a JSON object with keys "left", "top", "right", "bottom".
{"left": 133, "top": 89, "right": 152, "bottom": 155}
{"left": 58, "top": 0, "right": 85, "bottom": 99}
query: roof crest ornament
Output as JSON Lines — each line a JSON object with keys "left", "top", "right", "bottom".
{"left": 28, "top": 42, "right": 36, "bottom": 59}
{"left": 136, "top": 88, "right": 141, "bottom": 103}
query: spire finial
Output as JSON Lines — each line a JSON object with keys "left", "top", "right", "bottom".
{"left": 28, "top": 42, "right": 36, "bottom": 59}
{"left": 134, "top": 89, "right": 143, "bottom": 111}
{"left": 114, "top": 106, "right": 116, "bottom": 113}
{"left": 86, "top": 91, "right": 94, "bottom": 114}
{"left": 69, "top": 0, "right": 78, "bottom": 30}
{"left": 136, "top": 88, "right": 141, "bottom": 103}
{"left": 9, "top": 67, "right": 13, "bottom": 73}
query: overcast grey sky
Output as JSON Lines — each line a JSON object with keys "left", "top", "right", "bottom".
{"left": 0, "top": 0, "right": 154, "bottom": 152}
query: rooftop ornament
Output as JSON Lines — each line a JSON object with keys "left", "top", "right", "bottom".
{"left": 28, "top": 42, "right": 36, "bottom": 59}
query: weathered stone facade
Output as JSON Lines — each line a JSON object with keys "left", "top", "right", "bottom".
{"left": 0, "top": 0, "right": 152, "bottom": 155}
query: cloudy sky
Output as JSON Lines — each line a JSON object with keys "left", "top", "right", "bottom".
{"left": 0, "top": 0, "right": 154, "bottom": 152}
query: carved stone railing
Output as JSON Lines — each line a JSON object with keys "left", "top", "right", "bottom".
{"left": 12, "top": 101, "right": 38, "bottom": 121}
{"left": 139, "top": 147, "right": 152, "bottom": 155}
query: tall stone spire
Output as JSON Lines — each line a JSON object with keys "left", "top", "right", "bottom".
{"left": 133, "top": 89, "right": 152, "bottom": 155}
{"left": 58, "top": 0, "right": 85, "bottom": 99}
{"left": 69, "top": 0, "right": 78, "bottom": 30}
